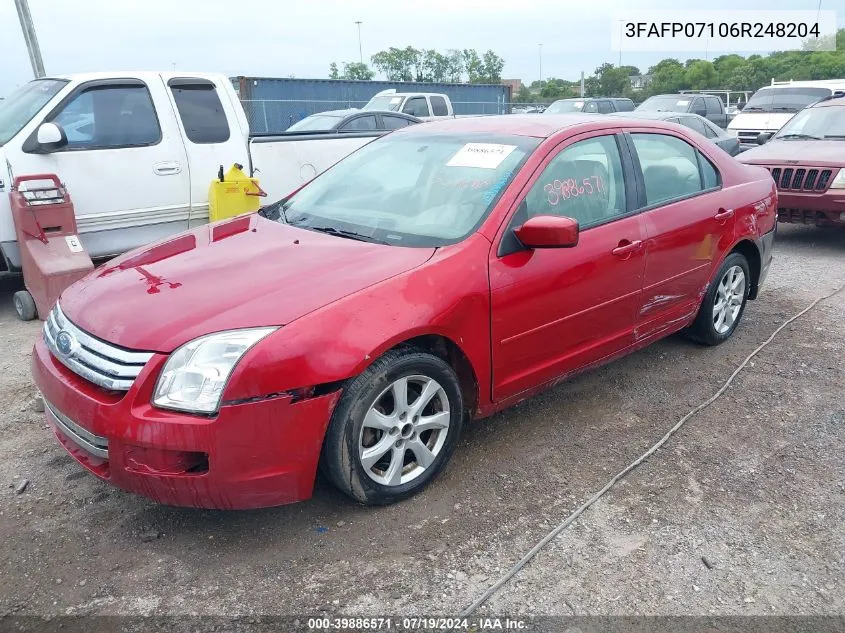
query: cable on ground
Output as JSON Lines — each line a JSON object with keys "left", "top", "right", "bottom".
{"left": 460, "top": 283, "right": 845, "bottom": 616}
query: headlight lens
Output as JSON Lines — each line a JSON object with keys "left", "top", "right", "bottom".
{"left": 153, "top": 327, "right": 277, "bottom": 414}
{"left": 829, "top": 169, "right": 845, "bottom": 189}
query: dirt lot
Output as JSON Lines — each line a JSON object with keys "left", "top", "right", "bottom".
{"left": 0, "top": 224, "right": 843, "bottom": 620}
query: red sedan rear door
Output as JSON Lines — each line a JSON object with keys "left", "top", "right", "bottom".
{"left": 622, "top": 130, "right": 737, "bottom": 342}
{"left": 489, "top": 131, "right": 646, "bottom": 402}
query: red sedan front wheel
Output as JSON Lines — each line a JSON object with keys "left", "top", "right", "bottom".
{"left": 321, "top": 348, "right": 464, "bottom": 505}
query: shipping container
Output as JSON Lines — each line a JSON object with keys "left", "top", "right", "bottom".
{"left": 232, "top": 76, "right": 512, "bottom": 134}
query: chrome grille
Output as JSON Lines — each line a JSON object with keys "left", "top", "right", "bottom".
{"left": 767, "top": 167, "right": 833, "bottom": 192}
{"left": 737, "top": 130, "right": 762, "bottom": 145}
{"left": 43, "top": 303, "right": 153, "bottom": 391}
{"left": 45, "top": 399, "right": 108, "bottom": 459}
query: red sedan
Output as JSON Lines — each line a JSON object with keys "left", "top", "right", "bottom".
{"left": 32, "top": 115, "right": 777, "bottom": 509}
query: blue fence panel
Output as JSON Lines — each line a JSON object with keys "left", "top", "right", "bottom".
{"left": 232, "top": 77, "right": 512, "bottom": 134}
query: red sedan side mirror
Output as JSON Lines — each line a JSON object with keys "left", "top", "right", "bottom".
{"left": 514, "top": 215, "right": 579, "bottom": 249}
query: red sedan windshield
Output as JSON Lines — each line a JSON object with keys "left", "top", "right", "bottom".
{"left": 278, "top": 132, "right": 539, "bottom": 247}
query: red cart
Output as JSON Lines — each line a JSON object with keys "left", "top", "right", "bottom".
{"left": 10, "top": 174, "right": 93, "bottom": 321}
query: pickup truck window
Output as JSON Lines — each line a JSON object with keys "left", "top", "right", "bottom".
{"left": 430, "top": 96, "right": 449, "bottom": 117}
{"left": 278, "top": 133, "right": 539, "bottom": 247}
{"left": 169, "top": 81, "right": 230, "bottom": 144}
{"left": 49, "top": 84, "right": 160, "bottom": 149}
{"left": 0, "top": 78, "right": 68, "bottom": 146}
{"left": 704, "top": 96, "right": 723, "bottom": 115}
{"left": 402, "top": 97, "right": 430, "bottom": 118}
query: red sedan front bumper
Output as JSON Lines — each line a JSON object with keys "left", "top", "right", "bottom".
{"left": 32, "top": 337, "right": 340, "bottom": 509}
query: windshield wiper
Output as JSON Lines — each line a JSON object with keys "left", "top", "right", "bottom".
{"left": 258, "top": 198, "right": 290, "bottom": 223}
{"left": 303, "top": 225, "right": 383, "bottom": 244}
{"left": 777, "top": 133, "right": 822, "bottom": 140}
{"left": 822, "top": 135, "right": 845, "bottom": 139}
{"left": 772, "top": 106, "right": 798, "bottom": 112}
{"left": 741, "top": 106, "right": 765, "bottom": 111}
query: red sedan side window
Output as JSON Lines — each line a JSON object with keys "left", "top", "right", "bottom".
{"left": 630, "top": 133, "right": 720, "bottom": 206}
{"left": 523, "top": 135, "right": 627, "bottom": 229}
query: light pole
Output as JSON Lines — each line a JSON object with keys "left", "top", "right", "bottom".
{"left": 538, "top": 43, "right": 543, "bottom": 82}
{"left": 13, "top": 0, "right": 45, "bottom": 78}
{"left": 618, "top": 20, "right": 623, "bottom": 67}
{"left": 355, "top": 21, "right": 363, "bottom": 65}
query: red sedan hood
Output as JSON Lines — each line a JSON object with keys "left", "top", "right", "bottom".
{"left": 60, "top": 215, "right": 435, "bottom": 352}
{"left": 738, "top": 140, "right": 845, "bottom": 168}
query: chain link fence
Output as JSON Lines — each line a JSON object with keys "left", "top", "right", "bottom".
{"left": 242, "top": 99, "right": 515, "bottom": 134}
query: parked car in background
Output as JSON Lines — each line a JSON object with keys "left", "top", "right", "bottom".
{"left": 544, "top": 97, "right": 634, "bottom": 114}
{"left": 33, "top": 114, "right": 776, "bottom": 509}
{"left": 0, "top": 71, "right": 398, "bottom": 274}
{"left": 737, "top": 95, "right": 845, "bottom": 227}
{"left": 609, "top": 111, "right": 740, "bottom": 155}
{"left": 727, "top": 79, "right": 845, "bottom": 151}
{"left": 362, "top": 90, "right": 454, "bottom": 120}
{"left": 287, "top": 109, "right": 420, "bottom": 132}
{"left": 636, "top": 93, "right": 729, "bottom": 128}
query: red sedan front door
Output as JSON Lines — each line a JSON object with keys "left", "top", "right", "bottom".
{"left": 489, "top": 132, "right": 646, "bottom": 402}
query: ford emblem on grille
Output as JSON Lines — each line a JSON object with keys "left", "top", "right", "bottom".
{"left": 55, "top": 330, "right": 78, "bottom": 357}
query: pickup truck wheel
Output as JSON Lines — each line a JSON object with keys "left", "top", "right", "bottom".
{"left": 13, "top": 291, "right": 37, "bottom": 321}
{"left": 321, "top": 348, "right": 463, "bottom": 505}
{"left": 687, "top": 252, "right": 750, "bottom": 346}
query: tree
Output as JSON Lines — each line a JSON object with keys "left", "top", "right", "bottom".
{"left": 481, "top": 50, "right": 505, "bottom": 83}
{"left": 329, "top": 63, "right": 339, "bottom": 80}
{"left": 593, "top": 63, "right": 629, "bottom": 97}
{"left": 445, "top": 49, "right": 464, "bottom": 82}
{"left": 514, "top": 85, "right": 535, "bottom": 103}
{"left": 647, "top": 58, "right": 687, "bottom": 94}
{"left": 685, "top": 60, "right": 718, "bottom": 90}
{"left": 371, "top": 47, "right": 414, "bottom": 81}
{"left": 462, "top": 49, "right": 484, "bottom": 83}
{"left": 539, "top": 78, "right": 574, "bottom": 100}
{"left": 421, "top": 49, "right": 450, "bottom": 82}
{"left": 342, "top": 62, "right": 375, "bottom": 81}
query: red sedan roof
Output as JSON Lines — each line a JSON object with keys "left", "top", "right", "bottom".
{"left": 404, "top": 113, "right": 677, "bottom": 138}
{"left": 404, "top": 114, "right": 610, "bottom": 138}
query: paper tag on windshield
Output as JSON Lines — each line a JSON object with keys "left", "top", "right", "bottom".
{"left": 676, "top": 100, "right": 690, "bottom": 106}
{"left": 573, "top": 101, "right": 584, "bottom": 108}
{"left": 447, "top": 143, "right": 517, "bottom": 169}
{"left": 389, "top": 97, "right": 401, "bottom": 104}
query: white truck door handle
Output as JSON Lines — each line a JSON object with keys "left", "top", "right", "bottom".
{"left": 153, "top": 161, "right": 182, "bottom": 176}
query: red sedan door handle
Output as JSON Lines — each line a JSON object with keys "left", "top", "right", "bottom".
{"left": 612, "top": 239, "right": 643, "bottom": 258}
{"left": 715, "top": 208, "right": 735, "bottom": 221}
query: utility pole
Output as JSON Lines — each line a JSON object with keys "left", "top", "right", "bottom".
{"left": 580, "top": 71, "right": 585, "bottom": 97}
{"left": 14, "top": 0, "right": 46, "bottom": 78}
{"left": 538, "top": 43, "right": 543, "bottom": 82}
{"left": 355, "top": 21, "right": 363, "bottom": 65}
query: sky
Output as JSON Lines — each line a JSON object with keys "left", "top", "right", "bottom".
{"left": 1, "top": 0, "right": 841, "bottom": 96}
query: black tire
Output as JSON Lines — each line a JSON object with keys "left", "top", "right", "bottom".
{"left": 13, "top": 291, "right": 37, "bottom": 321}
{"left": 687, "top": 252, "right": 750, "bottom": 346}
{"left": 320, "top": 347, "right": 464, "bottom": 505}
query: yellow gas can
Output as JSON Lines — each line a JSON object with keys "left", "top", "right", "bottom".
{"left": 208, "top": 163, "right": 267, "bottom": 222}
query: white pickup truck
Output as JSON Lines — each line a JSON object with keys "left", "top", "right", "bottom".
{"left": 361, "top": 89, "right": 455, "bottom": 120}
{"left": 0, "top": 71, "right": 388, "bottom": 272}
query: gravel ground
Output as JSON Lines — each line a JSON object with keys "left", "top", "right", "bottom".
{"left": 0, "top": 224, "right": 843, "bottom": 620}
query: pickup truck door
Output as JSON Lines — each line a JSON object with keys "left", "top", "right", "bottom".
{"left": 164, "top": 76, "right": 250, "bottom": 227}
{"left": 13, "top": 77, "right": 191, "bottom": 259}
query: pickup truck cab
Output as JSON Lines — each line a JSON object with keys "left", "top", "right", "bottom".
{"left": 0, "top": 72, "right": 390, "bottom": 273}
{"left": 727, "top": 80, "right": 845, "bottom": 151}
{"left": 738, "top": 95, "right": 845, "bottom": 227}
{"left": 362, "top": 90, "right": 454, "bottom": 120}
{"left": 636, "top": 93, "right": 728, "bottom": 128}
